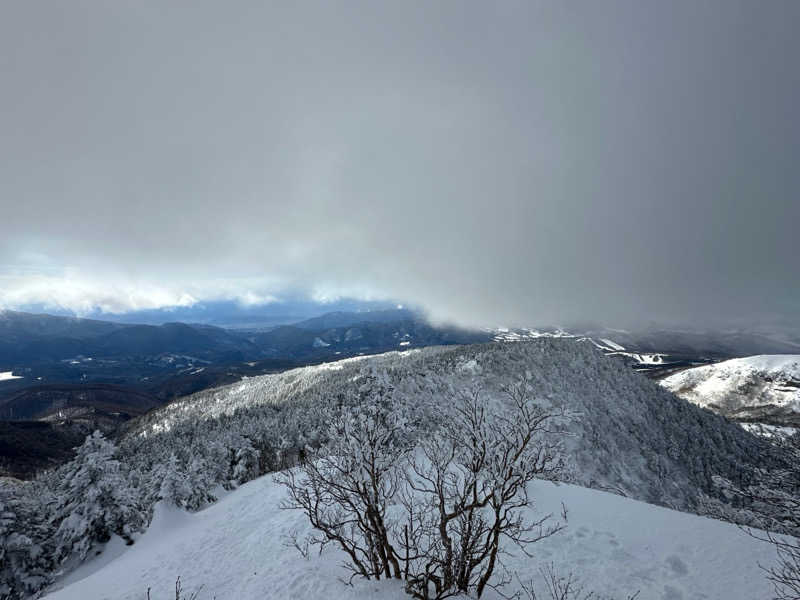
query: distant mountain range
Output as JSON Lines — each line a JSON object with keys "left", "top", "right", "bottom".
{"left": 3, "top": 307, "right": 799, "bottom": 416}
{"left": 2, "top": 307, "right": 799, "bottom": 477}
{"left": 12, "top": 298, "right": 404, "bottom": 328}
{"left": 0, "top": 310, "right": 258, "bottom": 365}
{"left": 0, "top": 308, "right": 482, "bottom": 433}
{"left": 0, "top": 307, "right": 481, "bottom": 375}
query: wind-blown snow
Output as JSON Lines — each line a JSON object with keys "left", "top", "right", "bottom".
{"left": 43, "top": 472, "right": 780, "bottom": 600}
{"left": 661, "top": 354, "right": 800, "bottom": 415}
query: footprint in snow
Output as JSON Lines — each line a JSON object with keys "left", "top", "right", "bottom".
{"left": 610, "top": 547, "right": 635, "bottom": 563}
{"left": 662, "top": 584, "right": 684, "bottom": 599}
{"left": 665, "top": 554, "right": 689, "bottom": 577}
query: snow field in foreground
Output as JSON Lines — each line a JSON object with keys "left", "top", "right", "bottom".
{"left": 44, "top": 472, "right": 781, "bottom": 600}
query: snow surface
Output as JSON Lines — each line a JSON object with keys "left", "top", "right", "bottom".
{"left": 599, "top": 338, "right": 626, "bottom": 352}
{"left": 44, "top": 472, "right": 781, "bottom": 600}
{"left": 0, "top": 371, "right": 22, "bottom": 381}
{"left": 661, "top": 354, "right": 800, "bottom": 414}
{"left": 741, "top": 422, "right": 797, "bottom": 438}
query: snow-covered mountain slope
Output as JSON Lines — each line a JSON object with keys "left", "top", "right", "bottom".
{"left": 127, "top": 340, "right": 771, "bottom": 513}
{"left": 660, "top": 355, "right": 800, "bottom": 425}
{"left": 43, "top": 471, "right": 781, "bottom": 600}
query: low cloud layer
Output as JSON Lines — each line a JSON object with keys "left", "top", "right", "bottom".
{"left": 1, "top": 1, "right": 798, "bottom": 328}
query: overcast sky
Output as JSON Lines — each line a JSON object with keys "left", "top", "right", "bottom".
{"left": 0, "top": 1, "right": 798, "bottom": 329}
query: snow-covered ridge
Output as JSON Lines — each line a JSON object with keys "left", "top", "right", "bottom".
{"left": 130, "top": 340, "right": 770, "bottom": 513}
{"left": 43, "top": 471, "right": 780, "bottom": 600}
{"left": 491, "top": 328, "right": 667, "bottom": 369}
{"left": 490, "top": 327, "right": 575, "bottom": 342}
{"left": 133, "top": 348, "right": 421, "bottom": 436}
{"left": 660, "top": 354, "right": 800, "bottom": 420}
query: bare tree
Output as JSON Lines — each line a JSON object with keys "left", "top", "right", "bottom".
{"left": 402, "top": 384, "right": 568, "bottom": 599}
{"left": 275, "top": 405, "right": 409, "bottom": 582}
{"left": 715, "top": 430, "right": 800, "bottom": 600}
{"left": 278, "top": 381, "right": 571, "bottom": 599}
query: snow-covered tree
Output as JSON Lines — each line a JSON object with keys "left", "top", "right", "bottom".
{"left": 231, "top": 438, "right": 260, "bottom": 485}
{"left": 154, "top": 453, "right": 193, "bottom": 508}
{"left": 51, "top": 431, "right": 144, "bottom": 563}
{"left": 0, "top": 483, "right": 54, "bottom": 599}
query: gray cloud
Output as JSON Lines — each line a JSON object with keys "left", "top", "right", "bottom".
{"left": 1, "top": 1, "right": 798, "bottom": 328}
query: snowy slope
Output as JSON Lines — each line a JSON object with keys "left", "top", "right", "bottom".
{"left": 43, "top": 471, "right": 781, "bottom": 600}
{"left": 660, "top": 355, "right": 800, "bottom": 423}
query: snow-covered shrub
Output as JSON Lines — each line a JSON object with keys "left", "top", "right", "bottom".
{"left": 145, "top": 576, "right": 208, "bottom": 600}
{"left": 516, "top": 563, "right": 641, "bottom": 600}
